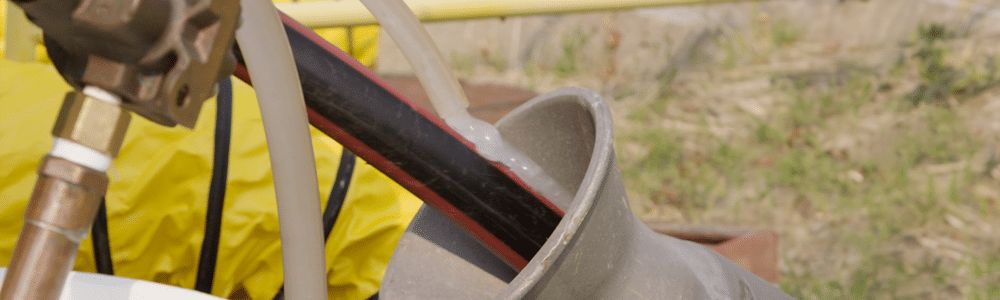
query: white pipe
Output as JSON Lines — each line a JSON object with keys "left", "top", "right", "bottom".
{"left": 359, "top": 0, "right": 572, "bottom": 209}
{"left": 235, "top": 0, "right": 327, "bottom": 299}
{"left": 358, "top": 0, "right": 467, "bottom": 119}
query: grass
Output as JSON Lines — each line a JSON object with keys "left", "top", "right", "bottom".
{"left": 553, "top": 27, "right": 590, "bottom": 77}
{"left": 450, "top": 52, "right": 477, "bottom": 75}
{"left": 907, "top": 23, "right": 1000, "bottom": 104}
{"left": 610, "top": 22, "right": 1000, "bottom": 299}
{"left": 438, "top": 14, "right": 999, "bottom": 299}
{"left": 770, "top": 18, "right": 802, "bottom": 48}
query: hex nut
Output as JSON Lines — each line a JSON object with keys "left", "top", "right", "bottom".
{"left": 52, "top": 91, "right": 132, "bottom": 157}
{"left": 37, "top": 156, "right": 109, "bottom": 196}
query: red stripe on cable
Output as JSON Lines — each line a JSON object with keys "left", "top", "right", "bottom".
{"left": 233, "top": 65, "right": 251, "bottom": 85}
{"left": 278, "top": 13, "right": 564, "bottom": 217}
{"left": 233, "top": 64, "right": 530, "bottom": 270}
{"left": 305, "top": 109, "right": 530, "bottom": 269}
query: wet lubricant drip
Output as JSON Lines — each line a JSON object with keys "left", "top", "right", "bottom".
{"left": 446, "top": 114, "right": 572, "bottom": 209}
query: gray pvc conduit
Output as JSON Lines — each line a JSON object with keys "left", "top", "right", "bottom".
{"left": 358, "top": 0, "right": 573, "bottom": 209}
{"left": 235, "top": 0, "right": 327, "bottom": 299}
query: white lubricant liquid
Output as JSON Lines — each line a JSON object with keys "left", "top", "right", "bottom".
{"left": 447, "top": 114, "right": 573, "bottom": 211}
{"left": 356, "top": 0, "right": 571, "bottom": 212}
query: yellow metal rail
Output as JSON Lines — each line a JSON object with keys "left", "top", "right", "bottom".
{"left": 277, "top": 0, "right": 754, "bottom": 28}
{"left": 5, "top": 0, "right": 751, "bottom": 59}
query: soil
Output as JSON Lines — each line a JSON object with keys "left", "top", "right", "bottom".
{"left": 374, "top": 0, "right": 1000, "bottom": 298}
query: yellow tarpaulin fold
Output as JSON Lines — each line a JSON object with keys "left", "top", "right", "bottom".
{"left": 0, "top": 5, "right": 419, "bottom": 298}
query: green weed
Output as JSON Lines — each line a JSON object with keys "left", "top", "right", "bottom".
{"left": 626, "top": 97, "right": 669, "bottom": 123}
{"left": 554, "top": 28, "right": 590, "bottom": 77}
{"left": 610, "top": 19, "right": 997, "bottom": 299}
{"left": 967, "top": 253, "right": 1000, "bottom": 299}
{"left": 450, "top": 52, "right": 476, "bottom": 74}
{"left": 711, "top": 29, "right": 743, "bottom": 69}
{"left": 771, "top": 18, "right": 802, "bottom": 48}
{"left": 907, "top": 23, "right": 1000, "bottom": 104}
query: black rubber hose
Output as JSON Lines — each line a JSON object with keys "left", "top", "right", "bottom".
{"left": 233, "top": 14, "right": 563, "bottom": 269}
{"left": 194, "top": 76, "right": 233, "bottom": 294}
{"left": 323, "top": 150, "right": 356, "bottom": 240}
{"left": 91, "top": 197, "right": 114, "bottom": 275}
{"left": 235, "top": 15, "right": 565, "bottom": 298}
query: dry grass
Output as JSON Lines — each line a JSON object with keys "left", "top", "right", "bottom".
{"left": 379, "top": 1, "right": 1000, "bottom": 297}
{"left": 467, "top": 18, "right": 1000, "bottom": 300}
{"left": 606, "top": 21, "right": 1000, "bottom": 300}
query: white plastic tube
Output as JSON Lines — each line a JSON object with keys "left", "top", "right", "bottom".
{"left": 235, "top": 0, "right": 327, "bottom": 299}
{"left": 357, "top": 0, "right": 467, "bottom": 119}
{"left": 359, "top": 0, "right": 573, "bottom": 209}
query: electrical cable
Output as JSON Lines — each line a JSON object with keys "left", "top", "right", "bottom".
{"left": 322, "top": 150, "right": 356, "bottom": 240}
{"left": 194, "top": 76, "right": 233, "bottom": 294}
{"left": 91, "top": 197, "right": 114, "bottom": 275}
{"left": 232, "top": 13, "right": 563, "bottom": 271}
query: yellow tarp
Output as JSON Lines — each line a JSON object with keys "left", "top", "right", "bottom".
{"left": 0, "top": 3, "right": 421, "bottom": 299}
{"left": 0, "top": 1, "right": 49, "bottom": 63}
{"left": 274, "top": 0, "right": 382, "bottom": 67}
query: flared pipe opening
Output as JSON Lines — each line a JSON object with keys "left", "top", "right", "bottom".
{"left": 491, "top": 86, "right": 618, "bottom": 299}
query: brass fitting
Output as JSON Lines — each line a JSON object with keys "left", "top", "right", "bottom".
{"left": 52, "top": 91, "right": 132, "bottom": 157}
{"left": 1, "top": 223, "right": 86, "bottom": 299}
{"left": 25, "top": 156, "right": 109, "bottom": 233}
{"left": 0, "top": 157, "right": 109, "bottom": 299}
{"left": 0, "top": 89, "right": 130, "bottom": 300}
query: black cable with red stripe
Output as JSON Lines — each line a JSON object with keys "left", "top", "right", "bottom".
{"left": 232, "top": 13, "right": 564, "bottom": 270}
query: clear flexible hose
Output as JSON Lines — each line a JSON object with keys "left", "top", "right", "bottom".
{"left": 359, "top": 0, "right": 573, "bottom": 210}
{"left": 235, "top": 0, "right": 327, "bottom": 298}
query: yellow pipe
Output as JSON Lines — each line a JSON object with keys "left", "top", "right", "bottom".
{"left": 277, "top": 0, "right": 754, "bottom": 28}
{"left": 4, "top": 1, "right": 40, "bottom": 62}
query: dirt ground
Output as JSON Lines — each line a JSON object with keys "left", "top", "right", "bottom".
{"left": 376, "top": 0, "right": 1000, "bottom": 298}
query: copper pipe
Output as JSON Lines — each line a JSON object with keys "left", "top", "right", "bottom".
{"left": 0, "top": 89, "right": 130, "bottom": 300}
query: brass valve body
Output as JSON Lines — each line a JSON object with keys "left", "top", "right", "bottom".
{"left": 15, "top": 0, "right": 241, "bottom": 128}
